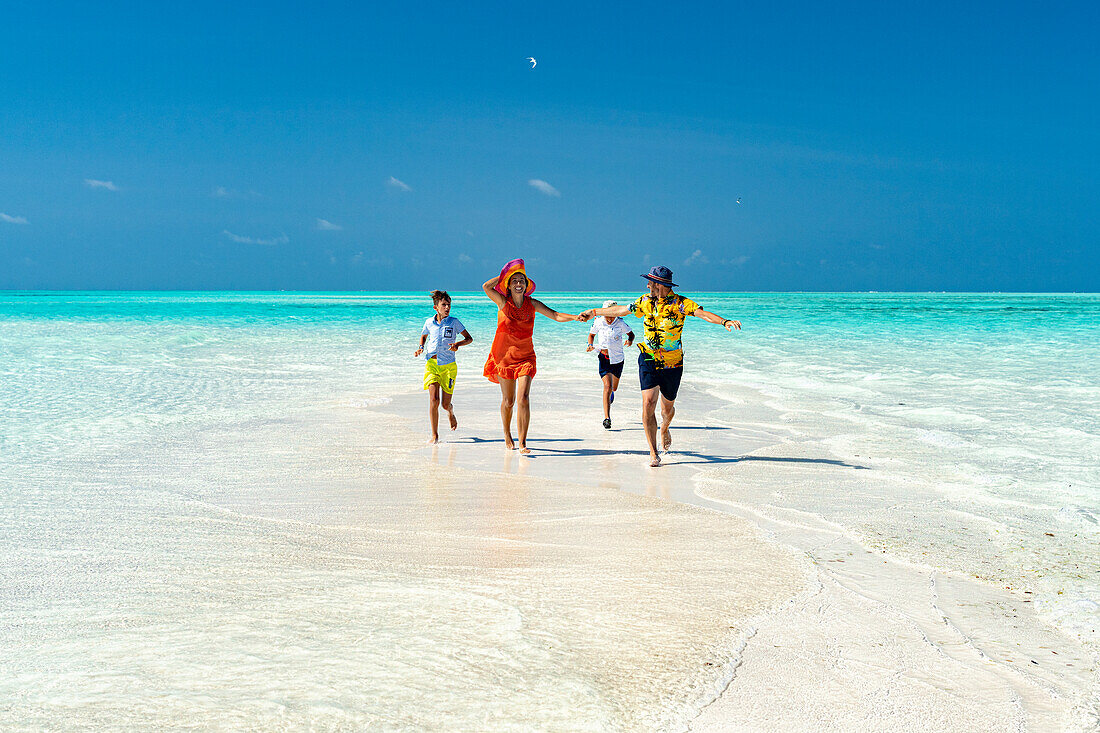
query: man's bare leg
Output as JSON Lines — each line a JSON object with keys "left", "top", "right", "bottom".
{"left": 601, "top": 375, "right": 614, "bottom": 420}
{"left": 641, "top": 386, "right": 662, "bottom": 466}
{"left": 660, "top": 395, "right": 676, "bottom": 452}
{"left": 441, "top": 389, "right": 457, "bottom": 430}
{"left": 516, "top": 375, "right": 533, "bottom": 454}
{"left": 499, "top": 378, "right": 517, "bottom": 449}
{"left": 427, "top": 383, "right": 441, "bottom": 443}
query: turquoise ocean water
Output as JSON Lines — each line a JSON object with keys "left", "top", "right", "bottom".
{"left": 2, "top": 291, "right": 1098, "bottom": 726}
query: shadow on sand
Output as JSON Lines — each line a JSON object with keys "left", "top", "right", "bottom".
{"left": 454, "top": 435, "right": 866, "bottom": 470}
{"left": 527, "top": 447, "right": 867, "bottom": 469}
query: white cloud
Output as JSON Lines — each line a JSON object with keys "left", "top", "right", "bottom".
{"left": 684, "top": 249, "right": 709, "bottom": 266}
{"left": 528, "top": 179, "right": 561, "bottom": 197}
{"left": 316, "top": 218, "right": 342, "bottom": 231}
{"left": 222, "top": 230, "right": 289, "bottom": 246}
{"left": 1, "top": 213, "right": 28, "bottom": 224}
{"left": 387, "top": 176, "right": 412, "bottom": 192}
{"left": 723, "top": 255, "right": 750, "bottom": 266}
{"left": 84, "top": 179, "right": 119, "bottom": 191}
{"left": 213, "top": 186, "right": 262, "bottom": 199}
{"left": 351, "top": 251, "right": 392, "bottom": 267}
{"left": 458, "top": 253, "right": 472, "bottom": 263}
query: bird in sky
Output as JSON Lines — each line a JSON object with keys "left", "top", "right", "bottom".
{"left": 736, "top": 197, "right": 742, "bottom": 204}
{"left": 526, "top": 57, "right": 537, "bottom": 69}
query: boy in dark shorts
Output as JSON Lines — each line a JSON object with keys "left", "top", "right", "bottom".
{"left": 579, "top": 266, "right": 741, "bottom": 467}
{"left": 585, "top": 300, "right": 634, "bottom": 429}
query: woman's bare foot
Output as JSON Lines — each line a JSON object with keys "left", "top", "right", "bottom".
{"left": 448, "top": 410, "right": 458, "bottom": 430}
{"left": 504, "top": 436, "right": 516, "bottom": 450}
{"left": 519, "top": 444, "right": 531, "bottom": 455}
{"left": 661, "top": 428, "right": 673, "bottom": 452}
{"left": 428, "top": 435, "right": 439, "bottom": 444}
{"left": 649, "top": 454, "right": 662, "bottom": 467}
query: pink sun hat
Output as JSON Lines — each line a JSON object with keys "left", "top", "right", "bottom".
{"left": 494, "top": 258, "right": 536, "bottom": 296}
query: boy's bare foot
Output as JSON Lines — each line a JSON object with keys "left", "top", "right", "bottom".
{"left": 448, "top": 411, "right": 458, "bottom": 430}
{"left": 649, "top": 454, "right": 662, "bottom": 467}
{"left": 661, "top": 428, "right": 673, "bottom": 452}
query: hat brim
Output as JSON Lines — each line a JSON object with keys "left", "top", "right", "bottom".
{"left": 496, "top": 260, "right": 536, "bottom": 296}
{"left": 642, "top": 273, "right": 677, "bottom": 287}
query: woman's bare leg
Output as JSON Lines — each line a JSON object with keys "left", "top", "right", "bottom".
{"left": 601, "top": 375, "right": 614, "bottom": 420}
{"left": 516, "top": 375, "right": 533, "bottom": 453}
{"left": 498, "top": 379, "right": 517, "bottom": 449}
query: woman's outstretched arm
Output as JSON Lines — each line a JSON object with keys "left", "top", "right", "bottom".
{"left": 482, "top": 277, "right": 506, "bottom": 308}
{"left": 532, "top": 299, "right": 579, "bottom": 322}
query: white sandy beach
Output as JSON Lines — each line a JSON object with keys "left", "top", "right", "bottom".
{"left": 393, "top": 377, "right": 1098, "bottom": 731}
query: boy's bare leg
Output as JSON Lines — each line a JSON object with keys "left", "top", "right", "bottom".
{"left": 516, "top": 375, "right": 533, "bottom": 454}
{"left": 427, "top": 383, "right": 441, "bottom": 443}
{"left": 641, "top": 387, "right": 661, "bottom": 466}
{"left": 601, "top": 375, "right": 613, "bottom": 420}
{"left": 660, "top": 395, "right": 676, "bottom": 451}
{"left": 441, "top": 389, "right": 457, "bottom": 430}
{"left": 498, "top": 378, "right": 517, "bottom": 449}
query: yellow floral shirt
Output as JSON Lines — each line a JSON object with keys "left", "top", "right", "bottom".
{"left": 629, "top": 293, "right": 700, "bottom": 368}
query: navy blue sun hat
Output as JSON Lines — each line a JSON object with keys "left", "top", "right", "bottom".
{"left": 642, "top": 265, "right": 677, "bottom": 287}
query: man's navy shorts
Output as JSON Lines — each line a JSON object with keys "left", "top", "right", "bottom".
{"left": 598, "top": 353, "right": 625, "bottom": 378}
{"left": 638, "top": 353, "right": 683, "bottom": 401}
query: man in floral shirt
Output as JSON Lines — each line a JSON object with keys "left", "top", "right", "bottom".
{"left": 579, "top": 265, "right": 741, "bottom": 467}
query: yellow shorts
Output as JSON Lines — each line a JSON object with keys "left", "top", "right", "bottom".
{"left": 423, "top": 358, "right": 458, "bottom": 394}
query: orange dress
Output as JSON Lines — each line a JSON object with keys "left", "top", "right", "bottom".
{"left": 483, "top": 296, "right": 537, "bottom": 382}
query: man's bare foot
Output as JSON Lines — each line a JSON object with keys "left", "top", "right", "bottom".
{"left": 519, "top": 445, "right": 531, "bottom": 455}
{"left": 428, "top": 436, "right": 439, "bottom": 444}
{"left": 661, "top": 429, "right": 673, "bottom": 452}
{"left": 504, "top": 436, "right": 516, "bottom": 450}
{"left": 649, "top": 454, "right": 662, "bottom": 467}
{"left": 448, "top": 411, "right": 458, "bottom": 430}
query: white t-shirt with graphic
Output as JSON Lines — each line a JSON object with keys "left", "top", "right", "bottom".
{"left": 422, "top": 315, "right": 465, "bottom": 366}
{"left": 589, "top": 317, "right": 632, "bottom": 364}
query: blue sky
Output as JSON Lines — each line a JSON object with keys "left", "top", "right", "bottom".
{"left": 1, "top": 1, "right": 1097, "bottom": 291}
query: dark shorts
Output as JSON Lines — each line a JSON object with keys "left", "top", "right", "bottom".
{"left": 638, "top": 353, "right": 683, "bottom": 401}
{"left": 598, "top": 353, "right": 624, "bottom": 379}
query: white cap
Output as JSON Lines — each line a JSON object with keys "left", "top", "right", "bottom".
{"left": 603, "top": 300, "right": 617, "bottom": 308}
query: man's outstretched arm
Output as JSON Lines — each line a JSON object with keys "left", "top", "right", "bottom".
{"left": 578, "top": 304, "right": 632, "bottom": 320}
{"left": 693, "top": 309, "right": 741, "bottom": 331}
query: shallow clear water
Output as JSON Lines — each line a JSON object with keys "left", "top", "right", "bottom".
{"left": 2, "top": 291, "right": 1098, "bottom": 727}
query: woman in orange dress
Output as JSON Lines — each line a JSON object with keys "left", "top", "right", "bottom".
{"left": 482, "top": 259, "right": 579, "bottom": 453}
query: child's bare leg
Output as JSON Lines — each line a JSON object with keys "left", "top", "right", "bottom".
{"left": 601, "top": 375, "right": 613, "bottom": 420}
{"left": 498, "top": 379, "right": 517, "bottom": 449}
{"left": 441, "top": 389, "right": 457, "bottom": 430}
{"left": 516, "top": 375, "right": 533, "bottom": 453}
{"left": 427, "top": 383, "right": 441, "bottom": 443}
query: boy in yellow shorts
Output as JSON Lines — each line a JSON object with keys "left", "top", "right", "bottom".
{"left": 414, "top": 290, "right": 473, "bottom": 443}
